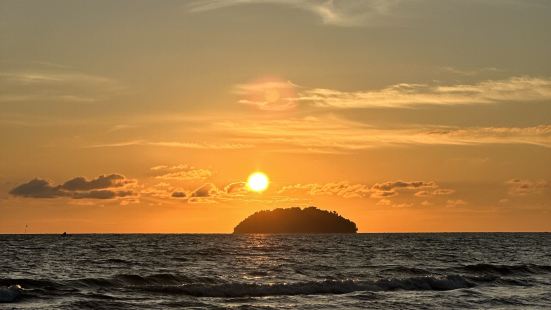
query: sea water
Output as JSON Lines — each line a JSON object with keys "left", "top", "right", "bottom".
{"left": 1, "top": 233, "right": 550, "bottom": 309}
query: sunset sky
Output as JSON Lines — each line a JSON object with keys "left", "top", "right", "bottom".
{"left": 1, "top": 0, "right": 550, "bottom": 233}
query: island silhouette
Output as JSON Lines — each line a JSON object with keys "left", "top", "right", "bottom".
{"left": 233, "top": 207, "right": 357, "bottom": 233}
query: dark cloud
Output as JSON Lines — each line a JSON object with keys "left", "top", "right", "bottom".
{"left": 371, "top": 181, "right": 436, "bottom": 191}
{"left": 190, "top": 183, "right": 219, "bottom": 198}
{"left": 370, "top": 181, "right": 437, "bottom": 198}
{"left": 61, "top": 174, "right": 131, "bottom": 191}
{"left": 9, "top": 179, "right": 63, "bottom": 198}
{"left": 72, "top": 190, "right": 135, "bottom": 199}
{"left": 224, "top": 182, "right": 247, "bottom": 194}
{"left": 171, "top": 191, "right": 188, "bottom": 198}
{"left": 10, "top": 175, "right": 136, "bottom": 200}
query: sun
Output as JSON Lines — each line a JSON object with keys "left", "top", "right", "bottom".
{"left": 246, "top": 172, "right": 269, "bottom": 192}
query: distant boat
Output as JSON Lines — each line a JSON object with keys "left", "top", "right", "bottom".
{"left": 61, "top": 232, "right": 68, "bottom": 237}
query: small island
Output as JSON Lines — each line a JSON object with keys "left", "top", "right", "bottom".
{"left": 233, "top": 207, "right": 357, "bottom": 234}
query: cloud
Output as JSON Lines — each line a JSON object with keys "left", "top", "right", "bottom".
{"left": 392, "top": 202, "right": 414, "bottom": 208}
{"left": 171, "top": 191, "right": 188, "bottom": 198}
{"left": 506, "top": 179, "right": 549, "bottom": 196}
{"left": 371, "top": 180, "right": 436, "bottom": 191}
{"left": 440, "top": 66, "right": 500, "bottom": 77}
{"left": 370, "top": 181, "right": 437, "bottom": 198}
{"left": 61, "top": 174, "right": 133, "bottom": 191}
{"left": 141, "top": 182, "right": 175, "bottom": 199}
{"left": 278, "top": 180, "right": 445, "bottom": 199}
{"left": 9, "top": 175, "right": 137, "bottom": 200}
{"left": 151, "top": 165, "right": 213, "bottom": 181}
{"left": 376, "top": 198, "right": 393, "bottom": 206}
{"left": 234, "top": 80, "right": 298, "bottom": 111}
{"left": 296, "top": 76, "right": 551, "bottom": 109}
{"left": 276, "top": 182, "right": 371, "bottom": 198}
{"left": 191, "top": 183, "right": 218, "bottom": 197}
{"left": 72, "top": 190, "right": 134, "bottom": 199}
{"left": 446, "top": 199, "right": 467, "bottom": 207}
{"left": 274, "top": 180, "right": 461, "bottom": 207}
{"left": 414, "top": 188, "right": 455, "bottom": 197}
{"left": 87, "top": 140, "right": 251, "bottom": 150}
{"left": 9, "top": 179, "right": 64, "bottom": 198}
{"left": 421, "top": 200, "right": 433, "bottom": 206}
{"left": 186, "top": 0, "right": 401, "bottom": 27}
{"left": 163, "top": 181, "right": 295, "bottom": 204}
{"left": 141, "top": 181, "right": 246, "bottom": 203}
{"left": 0, "top": 68, "right": 122, "bottom": 104}
{"left": 224, "top": 182, "right": 248, "bottom": 195}
{"left": 215, "top": 116, "right": 551, "bottom": 153}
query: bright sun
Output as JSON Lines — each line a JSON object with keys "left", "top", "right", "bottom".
{"left": 246, "top": 172, "right": 269, "bottom": 192}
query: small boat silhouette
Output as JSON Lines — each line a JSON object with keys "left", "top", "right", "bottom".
{"left": 61, "top": 232, "right": 68, "bottom": 237}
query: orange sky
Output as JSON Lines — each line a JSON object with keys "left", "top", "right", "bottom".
{"left": 0, "top": 0, "right": 550, "bottom": 233}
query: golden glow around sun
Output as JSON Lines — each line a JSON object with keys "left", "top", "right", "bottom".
{"left": 246, "top": 172, "right": 269, "bottom": 192}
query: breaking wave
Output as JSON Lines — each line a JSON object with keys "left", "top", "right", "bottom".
{"left": 3, "top": 262, "right": 549, "bottom": 301}
{"left": 139, "top": 275, "right": 477, "bottom": 297}
{"left": 0, "top": 274, "right": 483, "bottom": 299}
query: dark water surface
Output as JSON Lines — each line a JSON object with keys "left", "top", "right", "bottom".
{"left": 1, "top": 233, "right": 550, "bottom": 309}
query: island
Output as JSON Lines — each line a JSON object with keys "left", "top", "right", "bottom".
{"left": 233, "top": 207, "right": 358, "bottom": 233}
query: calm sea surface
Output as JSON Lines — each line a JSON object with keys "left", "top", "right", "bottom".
{"left": 1, "top": 233, "right": 550, "bottom": 309}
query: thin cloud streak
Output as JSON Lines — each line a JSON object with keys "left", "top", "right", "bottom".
{"left": 296, "top": 76, "right": 551, "bottom": 109}
{"left": 186, "top": 0, "right": 401, "bottom": 27}
{"left": 215, "top": 117, "right": 551, "bottom": 152}
{"left": 86, "top": 140, "right": 252, "bottom": 150}
{"left": 80, "top": 116, "right": 550, "bottom": 154}
{"left": 151, "top": 165, "right": 213, "bottom": 181}
{"left": 0, "top": 69, "right": 123, "bottom": 104}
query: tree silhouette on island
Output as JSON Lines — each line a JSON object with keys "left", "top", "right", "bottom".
{"left": 233, "top": 207, "right": 357, "bottom": 233}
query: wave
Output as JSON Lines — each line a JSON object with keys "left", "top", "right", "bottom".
{"left": 140, "top": 275, "right": 476, "bottom": 297}
{"left": 0, "top": 274, "right": 477, "bottom": 299}
{"left": 381, "top": 266, "right": 431, "bottom": 275}
{"left": 457, "top": 264, "right": 551, "bottom": 275}
{"left": 3, "top": 265, "right": 545, "bottom": 300}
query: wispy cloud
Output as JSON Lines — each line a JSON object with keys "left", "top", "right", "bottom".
{"left": 296, "top": 76, "right": 551, "bottom": 109}
{"left": 506, "top": 179, "right": 549, "bottom": 196}
{"left": 0, "top": 71, "right": 115, "bottom": 85}
{"left": 80, "top": 115, "right": 551, "bottom": 154}
{"left": 440, "top": 66, "right": 501, "bottom": 77}
{"left": 151, "top": 165, "right": 213, "bottom": 181}
{"left": 215, "top": 116, "right": 551, "bottom": 152}
{"left": 186, "top": 0, "right": 400, "bottom": 27}
{"left": 0, "top": 67, "right": 123, "bottom": 104}
{"left": 277, "top": 180, "right": 446, "bottom": 199}
{"left": 234, "top": 80, "right": 298, "bottom": 111}
{"left": 446, "top": 199, "right": 467, "bottom": 208}
{"left": 86, "top": 140, "right": 252, "bottom": 150}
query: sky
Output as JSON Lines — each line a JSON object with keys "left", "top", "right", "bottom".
{"left": 0, "top": 0, "right": 550, "bottom": 233}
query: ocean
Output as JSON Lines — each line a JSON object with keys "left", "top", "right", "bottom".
{"left": 1, "top": 233, "right": 550, "bottom": 309}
